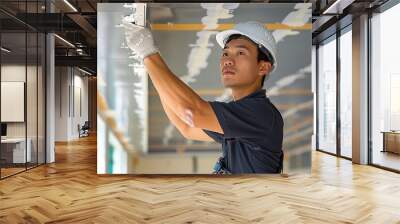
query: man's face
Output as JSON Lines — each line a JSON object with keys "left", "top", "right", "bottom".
{"left": 219, "top": 37, "right": 267, "bottom": 89}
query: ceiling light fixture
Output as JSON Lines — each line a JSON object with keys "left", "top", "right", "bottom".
{"left": 63, "top": 0, "right": 78, "bottom": 12}
{"left": 322, "top": 0, "right": 354, "bottom": 15}
{"left": 54, "top": 34, "right": 75, "bottom": 48}
{"left": 78, "top": 67, "right": 93, "bottom": 76}
{"left": 1, "top": 47, "right": 11, "bottom": 53}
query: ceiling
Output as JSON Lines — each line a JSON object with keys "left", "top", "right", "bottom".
{"left": 0, "top": 0, "right": 393, "bottom": 74}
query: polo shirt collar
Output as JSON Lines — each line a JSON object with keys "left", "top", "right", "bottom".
{"left": 246, "top": 88, "right": 266, "bottom": 99}
{"left": 234, "top": 89, "right": 266, "bottom": 102}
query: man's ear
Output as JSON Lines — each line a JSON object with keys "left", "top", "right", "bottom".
{"left": 258, "top": 61, "right": 272, "bottom": 77}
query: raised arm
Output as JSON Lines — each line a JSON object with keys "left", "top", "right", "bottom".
{"left": 123, "top": 21, "right": 223, "bottom": 134}
{"left": 159, "top": 94, "right": 213, "bottom": 142}
{"left": 144, "top": 54, "right": 222, "bottom": 133}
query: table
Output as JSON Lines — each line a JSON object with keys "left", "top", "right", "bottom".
{"left": 1, "top": 138, "right": 32, "bottom": 163}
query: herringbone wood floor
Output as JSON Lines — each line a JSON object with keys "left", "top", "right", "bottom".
{"left": 1, "top": 135, "right": 400, "bottom": 223}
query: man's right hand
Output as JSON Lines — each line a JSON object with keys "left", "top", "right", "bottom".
{"left": 122, "top": 17, "right": 159, "bottom": 60}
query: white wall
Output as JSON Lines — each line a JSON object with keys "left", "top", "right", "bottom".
{"left": 55, "top": 67, "right": 89, "bottom": 141}
{"left": 1, "top": 65, "right": 26, "bottom": 137}
{"left": 73, "top": 72, "right": 89, "bottom": 136}
{"left": 1, "top": 63, "right": 46, "bottom": 164}
{"left": 1, "top": 65, "right": 37, "bottom": 138}
{"left": 55, "top": 66, "right": 68, "bottom": 141}
{"left": 1, "top": 65, "right": 26, "bottom": 81}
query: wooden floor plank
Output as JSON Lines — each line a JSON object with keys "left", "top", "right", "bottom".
{"left": 0, "top": 135, "right": 400, "bottom": 223}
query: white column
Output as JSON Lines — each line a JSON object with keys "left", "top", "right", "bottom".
{"left": 45, "top": 1, "right": 56, "bottom": 163}
{"left": 46, "top": 33, "right": 55, "bottom": 163}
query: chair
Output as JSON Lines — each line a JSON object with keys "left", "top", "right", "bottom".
{"left": 79, "top": 121, "right": 90, "bottom": 138}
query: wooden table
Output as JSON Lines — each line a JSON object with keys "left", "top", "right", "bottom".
{"left": 381, "top": 131, "right": 400, "bottom": 154}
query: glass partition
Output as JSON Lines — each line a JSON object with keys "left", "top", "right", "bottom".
{"left": 37, "top": 32, "right": 45, "bottom": 165}
{"left": 1, "top": 30, "right": 28, "bottom": 177}
{"left": 317, "top": 35, "right": 337, "bottom": 155}
{"left": 27, "top": 31, "right": 38, "bottom": 169}
{"left": 0, "top": 1, "right": 46, "bottom": 179}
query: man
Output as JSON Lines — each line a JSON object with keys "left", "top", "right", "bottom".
{"left": 123, "top": 20, "right": 284, "bottom": 174}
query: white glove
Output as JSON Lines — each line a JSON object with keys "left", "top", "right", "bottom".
{"left": 122, "top": 19, "right": 159, "bottom": 60}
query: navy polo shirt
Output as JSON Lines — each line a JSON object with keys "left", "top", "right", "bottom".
{"left": 203, "top": 89, "right": 284, "bottom": 174}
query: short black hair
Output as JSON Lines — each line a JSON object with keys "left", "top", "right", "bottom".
{"left": 225, "top": 34, "right": 272, "bottom": 88}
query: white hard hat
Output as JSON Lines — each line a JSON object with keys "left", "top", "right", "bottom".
{"left": 216, "top": 21, "right": 277, "bottom": 72}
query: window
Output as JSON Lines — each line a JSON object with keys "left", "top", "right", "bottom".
{"left": 317, "top": 35, "right": 337, "bottom": 154}
{"left": 371, "top": 2, "right": 400, "bottom": 171}
{"left": 339, "top": 26, "right": 352, "bottom": 158}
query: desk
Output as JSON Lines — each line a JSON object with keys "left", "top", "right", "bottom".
{"left": 382, "top": 131, "right": 400, "bottom": 154}
{"left": 1, "top": 138, "right": 31, "bottom": 163}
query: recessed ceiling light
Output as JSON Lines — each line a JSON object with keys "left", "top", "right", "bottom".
{"left": 1, "top": 47, "right": 11, "bottom": 53}
{"left": 322, "top": 0, "right": 354, "bottom": 15}
{"left": 63, "top": 0, "right": 78, "bottom": 12}
{"left": 78, "top": 67, "right": 93, "bottom": 76}
{"left": 54, "top": 34, "right": 75, "bottom": 48}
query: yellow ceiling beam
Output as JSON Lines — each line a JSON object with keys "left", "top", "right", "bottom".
{"left": 150, "top": 23, "right": 312, "bottom": 31}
